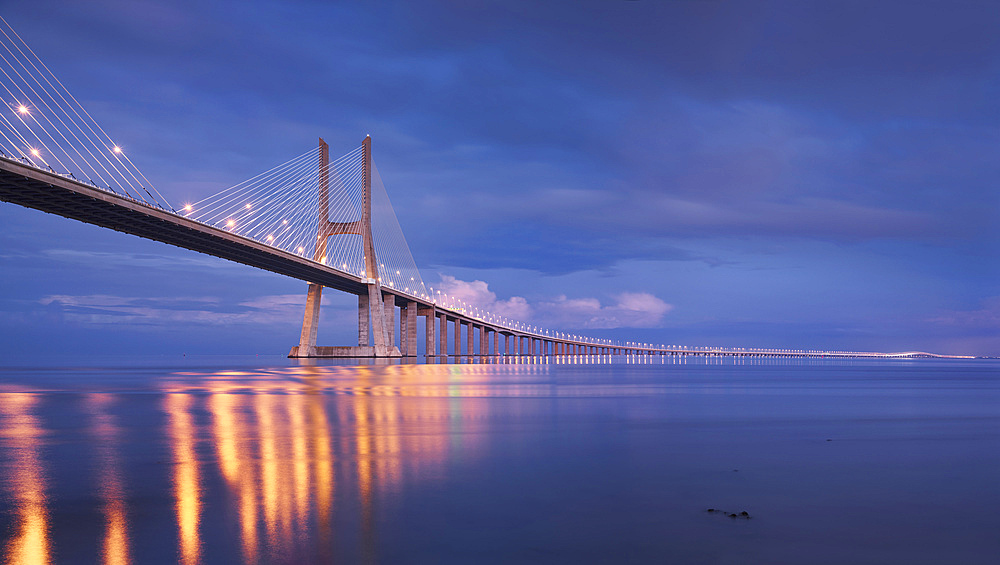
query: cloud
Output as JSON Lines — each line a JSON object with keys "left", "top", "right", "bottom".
{"left": 40, "top": 249, "right": 244, "bottom": 271}
{"left": 38, "top": 293, "right": 324, "bottom": 327}
{"left": 432, "top": 275, "right": 532, "bottom": 321}
{"left": 929, "top": 297, "right": 1000, "bottom": 329}
{"left": 537, "top": 292, "right": 672, "bottom": 329}
{"left": 432, "top": 275, "right": 671, "bottom": 330}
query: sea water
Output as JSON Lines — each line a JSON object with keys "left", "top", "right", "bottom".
{"left": 0, "top": 356, "right": 997, "bottom": 564}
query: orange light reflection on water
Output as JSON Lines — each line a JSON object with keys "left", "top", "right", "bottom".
{"left": 87, "top": 393, "right": 130, "bottom": 565}
{"left": 166, "top": 393, "right": 201, "bottom": 565}
{"left": 158, "top": 364, "right": 502, "bottom": 560}
{"left": 0, "top": 391, "right": 49, "bottom": 565}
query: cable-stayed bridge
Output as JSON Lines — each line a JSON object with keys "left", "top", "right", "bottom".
{"left": 0, "top": 19, "right": 970, "bottom": 361}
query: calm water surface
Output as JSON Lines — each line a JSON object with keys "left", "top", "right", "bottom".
{"left": 0, "top": 356, "right": 997, "bottom": 564}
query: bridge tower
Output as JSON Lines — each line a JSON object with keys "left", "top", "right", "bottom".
{"left": 290, "top": 136, "right": 401, "bottom": 358}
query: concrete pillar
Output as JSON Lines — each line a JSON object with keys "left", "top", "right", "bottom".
{"left": 357, "top": 293, "right": 369, "bottom": 346}
{"left": 438, "top": 314, "right": 448, "bottom": 356}
{"left": 406, "top": 301, "right": 418, "bottom": 356}
{"left": 297, "top": 282, "right": 323, "bottom": 356}
{"left": 424, "top": 308, "right": 436, "bottom": 357}
{"left": 492, "top": 330, "right": 499, "bottom": 356}
{"left": 399, "top": 303, "right": 408, "bottom": 356}
{"left": 383, "top": 294, "right": 394, "bottom": 348}
{"left": 455, "top": 319, "right": 463, "bottom": 356}
{"left": 466, "top": 323, "right": 474, "bottom": 356}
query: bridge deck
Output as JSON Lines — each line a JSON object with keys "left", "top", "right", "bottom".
{"left": 0, "top": 157, "right": 369, "bottom": 296}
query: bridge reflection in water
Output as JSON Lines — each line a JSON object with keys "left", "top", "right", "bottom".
{"left": 0, "top": 362, "right": 523, "bottom": 564}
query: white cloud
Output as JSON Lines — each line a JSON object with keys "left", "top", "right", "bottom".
{"left": 433, "top": 275, "right": 533, "bottom": 321}
{"left": 537, "top": 292, "right": 672, "bottom": 329}
{"left": 432, "top": 275, "right": 671, "bottom": 330}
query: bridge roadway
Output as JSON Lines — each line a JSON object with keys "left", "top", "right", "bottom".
{"left": 0, "top": 157, "right": 969, "bottom": 360}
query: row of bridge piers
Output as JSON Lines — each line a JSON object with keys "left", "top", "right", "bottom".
{"left": 292, "top": 290, "right": 897, "bottom": 359}
{"left": 291, "top": 291, "right": 636, "bottom": 358}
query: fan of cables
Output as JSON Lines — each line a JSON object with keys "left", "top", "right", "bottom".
{"left": 0, "top": 17, "right": 171, "bottom": 210}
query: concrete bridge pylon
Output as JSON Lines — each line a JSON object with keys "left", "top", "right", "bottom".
{"left": 289, "top": 136, "right": 401, "bottom": 358}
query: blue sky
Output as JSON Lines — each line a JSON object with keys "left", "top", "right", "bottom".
{"left": 0, "top": 0, "right": 997, "bottom": 356}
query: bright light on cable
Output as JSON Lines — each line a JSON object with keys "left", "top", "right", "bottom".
{"left": 17, "top": 104, "right": 28, "bottom": 114}
{"left": 112, "top": 146, "right": 122, "bottom": 153}
{"left": 29, "top": 148, "right": 39, "bottom": 157}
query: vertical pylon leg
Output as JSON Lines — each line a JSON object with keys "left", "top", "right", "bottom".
{"left": 297, "top": 282, "right": 323, "bottom": 356}
{"left": 368, "top": 284, "right": 391, "bottom": 356}
{"left": 358, "top": 293, "right": 370, "bottom": 346}
{"left": 384, "top": 294, "right": 395, "bottom": 349}
{"left": 405, "top": 301, "right": 417, "bottom": 356}
{"left": 399, "top": 303, "right": 408, "bottom": 356}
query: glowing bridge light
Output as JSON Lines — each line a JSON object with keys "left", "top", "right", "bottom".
{"left": 226, "top": 219, "right": 235, "bottom": 228}
{"left": 112, "top": 146, "right": 122, "bottom": 153}
{"left": 297, "top": 247, "right": 304, "bottom": 253}
{"left": 266, "top": 235, "right": 273, "bottom": 241}
{"left": 30, "top": 148, "right": 39, "bottom": 157}
{"left": 17, "top": 104, "right": 28, "bottom": 114}
{"left": 183, "top": 204, "right": 192, "bottom": 213}
{"left": 245, "top": 203, "right": 252, "bottom": 210}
